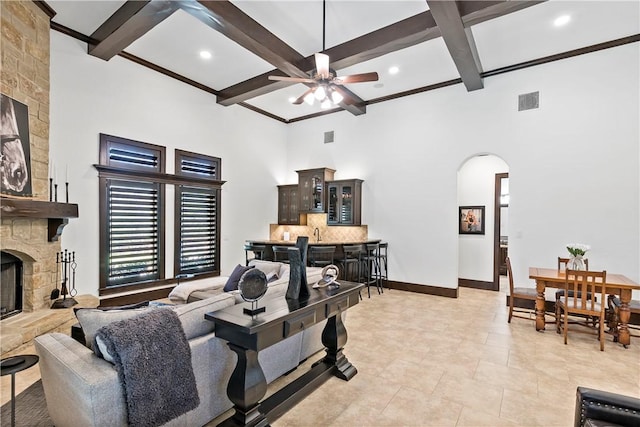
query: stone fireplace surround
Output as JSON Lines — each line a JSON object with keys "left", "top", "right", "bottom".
{"left": 0, "top": 1, "right": 98, "bottom": 356}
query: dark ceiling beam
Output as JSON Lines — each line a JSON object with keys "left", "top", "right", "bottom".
{"left": 181, "top": 0, "right": 366, "bottom": 115}
{"left": 180, "top": 0, "right": 310, "bottom": 80}
{"left": 88, "top": 1, "right": 179, "bottom": 60}
{"left": 427, "top": 1, "right": 483, "bottom": 91}
{"left": 460, "top": 1, "right": 546, "bottom": 27}
{"left": 217, "top": 11, "right": 439, "bottom": 106}
{"left": 217, "top": 1, "right": 543, "bottom": 106}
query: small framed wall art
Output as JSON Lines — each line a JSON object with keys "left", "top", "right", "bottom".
{"left": 459, "top": 206, "right": 485, "bottom": 235}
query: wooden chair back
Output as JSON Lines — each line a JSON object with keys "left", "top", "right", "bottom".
{"left": 558, "top": 256, "right": 589, "bottom": 271}
{"left": 506, "top": 256, "right": 515, "bottom": 296}
{"left": 563, "top": 270, "right": 606, "bottom": 316}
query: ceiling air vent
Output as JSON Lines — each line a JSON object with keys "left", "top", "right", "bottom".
{"left": 518, "top": 91, "right": 539, "bottom": 111}
{"left": 324, "top": 131, "right": 334, "bottom": 144}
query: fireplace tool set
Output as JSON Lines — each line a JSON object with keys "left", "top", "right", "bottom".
{"left": 51, "top": 249, "right": 77, "bottom": 309}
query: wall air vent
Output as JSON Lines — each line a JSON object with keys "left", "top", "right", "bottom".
{"left": 518, "top": 91, "right": 539, "bottom": 111}
{"left": 324, "top": 131, "right": 334, "bottom": 144}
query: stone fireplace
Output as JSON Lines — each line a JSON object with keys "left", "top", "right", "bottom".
{"left": 0, "top": 2, "right": 93, "bottom": 355}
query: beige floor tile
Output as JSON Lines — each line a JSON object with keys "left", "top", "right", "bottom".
{"left": 11, "top": 284, "right": 640, "bottom": 427}
{"left": 456, "top": 406, "right": 519, "bottom": 427}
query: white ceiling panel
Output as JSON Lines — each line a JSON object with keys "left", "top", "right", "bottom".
{"left": 473, "top": 0, "right": 640, "bottom": 72}
{"left": 334, "top": 37, "right": 460, "bottom": 101}
{"left": 49, "top": 0, "right": 126, "bottom": 36}
{"left": 125, "top": 10, "right": 276, "bottom": 90}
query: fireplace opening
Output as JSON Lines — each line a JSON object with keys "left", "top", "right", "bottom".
{"left": 1, "top": 251, "right": 23, "bottom": 319}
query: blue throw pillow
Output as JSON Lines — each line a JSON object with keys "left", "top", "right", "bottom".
{"left": 224, "top": 264, "right": 255, "bottom": 292}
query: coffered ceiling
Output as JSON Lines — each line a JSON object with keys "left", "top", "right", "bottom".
{"left": 47, "top": 1, "right": 639, "bottom": 123}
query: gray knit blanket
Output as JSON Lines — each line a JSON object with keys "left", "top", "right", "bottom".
{"left": 94, "top": 308, "right": 200, "bottom": 427}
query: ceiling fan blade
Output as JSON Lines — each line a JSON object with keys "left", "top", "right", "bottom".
{"left": 268, "top": 75, "right": 316, "bottom": 84}
{"left": 315, "top": 53, "right": 330, "bottom": 79}
{"left": 292, "top": 87, "right": 315, "bottom": 105}
{"left": 334, "top": 72, "right": 379, "bottom": 84}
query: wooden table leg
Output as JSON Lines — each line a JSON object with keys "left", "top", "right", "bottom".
{"left": 220, "top": 343, "right": 268, "bottom": 427}
{"left": 321, "top": 315, "right": 357, "bottom": 381}
{"left": 535, "top": 280, "right": 546, "bottom": 331}
{"left": 617, "top": 289, "right": 632, "bottom": 348}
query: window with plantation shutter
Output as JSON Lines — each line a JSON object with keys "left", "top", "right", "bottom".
{"left": 98, "top": 134, "right": 166, "bottom": 293}
{"left": 96, "top": 137, "right": 224, "bottom": 298}
{"left": 107, "top": 180, "right": 162, "bottom": 286}
{"left": 175, "top": 150, "right": 221, "bottom": 277}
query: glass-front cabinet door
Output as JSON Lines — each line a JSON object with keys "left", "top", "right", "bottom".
{"left": 278, "top": 185, "right": 300, "bottom": 225}
{"left": 296, "top": 168, "right": 335, "bottom": 213}
{"left": 327, "top": 179, "right": 363, "bottom": 225}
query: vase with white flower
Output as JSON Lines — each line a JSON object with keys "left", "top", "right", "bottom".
{"left": 566, "top": 243, "right": 590, "bottom": 270}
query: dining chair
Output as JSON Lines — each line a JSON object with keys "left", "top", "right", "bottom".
{"left": 555, "top": 256, "right": 592, "bottom": 324}
{"left": 506, "top": 257, "right": 538, "bottom": 323}
{"left": 556, "top": 269, "right": 607, "bottom": 351}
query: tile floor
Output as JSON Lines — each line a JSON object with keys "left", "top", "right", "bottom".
{"left": 3, "top": 286, "right": 639, "bottom": 426}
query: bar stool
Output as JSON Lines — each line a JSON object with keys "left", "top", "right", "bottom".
{"left": 341, "top": 245, "right": 362, "bottom": 282}
{"left": 244, "top": 243, "right": 266, "bottom": 266}
{"left": 361, "top": 243, "right": 382, "bottom": 298}
{"left": 308, "top": 246, "right": 336, "bottom": 268}
{"left": 272, "top": 246, "right": 291, "bottom": 263}
{"left": 377, "top": 242, "right": 388, "bottom": 288}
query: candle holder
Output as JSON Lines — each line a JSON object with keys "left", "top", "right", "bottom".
{"left": 65, "top": 182, "right": 69, "bottom": 203}
{"left": 49, "top": 178, "right": 53, "bottom": 202}
{"left": 54, "top": 184, "right": 58, "bottom": 202}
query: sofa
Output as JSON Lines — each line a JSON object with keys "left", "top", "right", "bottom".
{"left": 575, "top": 386, "right": 640, "bottom": 427}
{"left": 34, "top": 261, "right": 327, "bottom": 427}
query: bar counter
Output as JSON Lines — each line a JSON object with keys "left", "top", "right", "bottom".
{"left": 246, "top": 239, "right": 381, "bottom": 261}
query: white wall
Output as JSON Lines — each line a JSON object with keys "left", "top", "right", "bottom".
{"left": 51, "top": 31, "right": 639, "bottom": 297}
{"left": 458, "top": 155, "right": 508, "bottom": 282}
{"left": 287, "top": 43, "right": 640, "bottom": 290}
{"left": 50, "top": 33, "right": 288, "bottom": 297}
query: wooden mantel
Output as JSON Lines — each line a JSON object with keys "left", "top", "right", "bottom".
{"left": 0, "top": 198, "right": 79, "bottom": 242}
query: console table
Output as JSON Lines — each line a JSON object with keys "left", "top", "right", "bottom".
{"left": 206, "top": 281, "right": 363, "bottom": 427}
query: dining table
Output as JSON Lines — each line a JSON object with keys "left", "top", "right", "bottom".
{"left": 528, "top": 267, "right": 640, "bottom": 347}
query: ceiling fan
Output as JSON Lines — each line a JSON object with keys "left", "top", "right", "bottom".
{"left": 268, "top": 0, "right": 379, "bottom": 107}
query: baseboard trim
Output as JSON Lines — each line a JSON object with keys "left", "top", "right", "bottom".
{"left": 99, "top": 287, "right": 172, "bottom": 307}
{"left": 386, "top": 280, "right": 458, "bottom": 298}
{"left": 459, "top": 278, "right": 497, "bottom": 291}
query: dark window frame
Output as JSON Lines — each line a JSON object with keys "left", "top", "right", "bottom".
{"left": 96, "top": 136, "right": 225, "bottom": 297}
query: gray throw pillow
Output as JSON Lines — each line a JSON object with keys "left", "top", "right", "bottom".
{"left": 75, "top": 307, "right": 151, "bottom": 350}
{"left": 223, "top": 264, "right": 254, "bottom": 292}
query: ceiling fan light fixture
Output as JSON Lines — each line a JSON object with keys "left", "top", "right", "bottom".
{"left": 330, "top": 89, "right": 343, "bottom": 104}
{"left": 315, "top": 85, "right": 326, "bottom": 101}
{"left": 304, "top": 91, "right": 315, "bottom": 105}
{"left": 321, "top": 98, "right": 332, "bottom": 109}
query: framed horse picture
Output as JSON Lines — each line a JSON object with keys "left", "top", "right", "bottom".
{"left": 1, "top": 94, "right": 32, "bottom": 197}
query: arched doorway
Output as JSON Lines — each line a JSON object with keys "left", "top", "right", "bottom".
{"left": 457, "top": 154, "right": 509, "bottom": 291}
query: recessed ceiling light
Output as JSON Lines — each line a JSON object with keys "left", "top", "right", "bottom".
{"left": 199, "top": 50, "right": 212, "bottom": 60}
{"left": 389, "top": 66, "right": 399, "bottom": 75}
{"left": 554, "top": 15, "right": 571, "bottom": 27}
